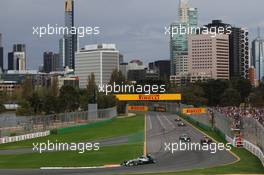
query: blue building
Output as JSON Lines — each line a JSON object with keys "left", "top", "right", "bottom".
{"left": 170, "top": 0, "right": 198, "bottom": 75}
{"left": 252, "top": 37, "right": 264, "bottom": 82}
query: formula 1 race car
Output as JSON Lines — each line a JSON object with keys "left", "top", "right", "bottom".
{"left": 121, "top": 154, "right": 156, "bottom": 167}
{"left": 178, "top": 122, "right": 186, "bottom": 127}
{"left": 200, "top": 136, "right": 213, "bottom": 145}
{"left": 179, "top": 134, "right": 191, "bottom": 142}
{"left": 174, "top": 118, "right": 181, "bottom": 122}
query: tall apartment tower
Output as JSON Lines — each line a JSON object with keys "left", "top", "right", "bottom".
{"left": 0, "top": 34, "right": 3, "bottom": 71}
{"left": 188, "top": 34, "right": 230, "bottom": 80}
{"left": 8, "top": 44, "right": 26, "bottom": 71}
{"left": 170, "top": 0, "right": 198, "bottom": 75}
{"left": 61, "top": 0, "right": 77, "bottom": 70}
{"left": 43, "top": 52, "right": 61, "bottom": 73}
{"left": 252, "top": 36, "right": 264, "bottom": 82}
{"left": 203, "top": 20, "right": 249, "bottom": 79}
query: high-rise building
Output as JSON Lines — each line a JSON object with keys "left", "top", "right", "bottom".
{"left": 148, "top": 60, "right": 171, "bottom": 80}
{"left": 43, "top": 52, "right": 61, "bottom": 73}
{"left": 8, "top": 44, "right": 26, "bottom": 71}
{"left": 75, "top": 44, "right": 120, "bottom": 88}
{"left": 230, "top": 27, "right": 249, "bottom": 79}
{"left": 188, "top": 34, "right": 230, "bottom": 80}
{"left": 170, "top": 0, "right": 198, "bottom": 75}
{"left": 248, "top": 66, "right": 256, "bottom": 87}
{"left": 203, "top": 20, "right": 249, "bottom": 79}
{"left": 59, "top": 38, "right": 65, "bottom": 70}
{"left": 0, "top": 34, "right": 3, "bottom": 71}
{"left": 252, "top": 36, "right": 264, "bottom": 82}
{"left": 62, "top": 0, "right": 77, "bottom": 70}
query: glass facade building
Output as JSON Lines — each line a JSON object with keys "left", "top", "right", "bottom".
{"left": 252, "top": 38, "right": 264, "bottom": 82}
{"left": 0, "top": 34, "right": 3, "bottom": 71}
{"left": 170, "top": 0, "right": 198, "bottom": 75}
{"left": 63, "top": 0, "right": 77, "bottom": 70}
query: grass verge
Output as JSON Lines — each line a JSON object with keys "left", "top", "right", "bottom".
{"left": 0, "top": 143, "right": 143, "bottom": 168}
{"left": 0, "top": 114, "right": 144, "bottom": 150}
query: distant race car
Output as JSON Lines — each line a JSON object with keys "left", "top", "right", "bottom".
{"left": 178, "top": 122, "right": 186, "bottom": 127}
{"left": 174, "top": 118, "right": 181, "bottom": 122}
{"left": 200, "top": 136, "right": 213, "bottom": 145}
{"left": 179, "top": 134, "right": 191, "bottom": 142}
{"left": 121, "top": 154, "right": 155, "bottom": 167}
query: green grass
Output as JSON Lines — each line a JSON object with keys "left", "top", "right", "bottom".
{"left": 0, "top": 114, "right": 144, "bottom": 150}
{"left": 0, "top": 143, "right": 143, "bottom": 168}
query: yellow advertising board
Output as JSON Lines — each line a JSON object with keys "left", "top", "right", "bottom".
{"left": 182, "top": 108, "right": 206, "bottom": 115}
{"left": 128, "top": 106, "right": 148, "bottom": 111}
{"left": 115, "top": 94, "right": 181, "bottom": 101}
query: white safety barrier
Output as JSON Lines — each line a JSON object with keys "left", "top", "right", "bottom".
{"left": 243, "top": 139, "right": 264, "bottom": 166}
{"left": 225, "top": 135, "right": 264, "bottom": 167}
{"left": 225, "top": 135, "right": 236, "bottom": 147}
{"left": 0, "top": 131, "right": 50, "bottom": 144}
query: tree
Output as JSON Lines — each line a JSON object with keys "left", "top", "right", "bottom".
{"left": 0, "top": 103, "right": 5, "bottom": 114}
{"left": 97, "top": 94, "right": 116, "bottom": 109}
{"left": 86, "top": 73, "right": 97, "bottom": 103}
{"left": 182, "top": 85, "right": 208, "bottom": 106}
{"left": 249, "top": 90, "right": 264, "bottom": 107}
{"left": 43, "top": 95, "right": 58, "bottom": 114}
{"left": 79, "top": 89, "right": 88, "bottom": 110}
{"left": 21, "top": 76, "right": 33, "bottom": 100}
{"left": 109, "top": 69, "right": 126, "bottom": 85}
{"left": 59, "top": 85, "right": 80, "bottom": 112}
{"left": 220, "top": 88, "right": 241, "bottom": 106}
{"left": 201, "top": 80, "right": 229, "bottom": 106}
{"left": 50, "top": 76, "right": 59, "bottom": 97}
{"left": 16, "top": 99, "right": 34, "bottom": 116}
{"left": 109, "top": 69, "right": 126, "bottom": 114}
{"left": 232, "top": 78, "right": 252, "bottom": 102}
{"left": 29, "top": 92, "right": 42, "bottom": 114}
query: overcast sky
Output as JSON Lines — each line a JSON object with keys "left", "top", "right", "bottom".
{"left": 0, "top": 0, "right": 263, "bottom": 69}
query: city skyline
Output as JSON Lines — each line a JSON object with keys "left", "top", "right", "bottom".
{"left": 0, "top": 0, "right": 264, "bottom": 69}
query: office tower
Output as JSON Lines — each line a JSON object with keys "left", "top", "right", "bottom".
{"left": 8, "top": 44, "right": 26, "bottom": 70}
{"left": 63, "top": 0, "right": 77, "bottom": 70}
{"left": 149, "top": 60, "right": 171, "bottom": 80}
{"left": 8, "top": 52, "right": 14, "bottom": 70}
{"left": 75, "top": 44, "right": 120, "bottom": 88}
{"left": 170, "top": 0, "right": 198, "bottom": 75}
{"left": 43, "top": 52, "right": 61, "bottom": 73}
{"left": 59, "top": 38, "right": 65, "bottom": 70}
{"left": 252, "top": 36, "right": 264, "bottom": 82}
{"left": 0, "top": 34, "right": 3, "bottom": 71}
{"left": 188, "top": 34, "right": 229, "bottom": 80}
{"left": 178, "top": 0, "right": 189, "bottom": 23}
{"left": 204, "top": 20, "right": 249, "bottom": 79}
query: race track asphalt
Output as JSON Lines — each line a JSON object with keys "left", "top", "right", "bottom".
{"left": 0, "top": 112, "right": 237, "bottom": 175}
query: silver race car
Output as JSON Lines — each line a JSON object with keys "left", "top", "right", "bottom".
{"left": 121, "top": 154, "right": 156, "bottom": 167}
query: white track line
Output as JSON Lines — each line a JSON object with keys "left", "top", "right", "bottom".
{"left": 157, "top": 115, "right": 166, "bottom": 129}
{"left": 161, "top": 113, "right": 175, "bottom": 128}
{"left": 147, "top": 114, "right": 153, "bottom": 130}
{"left": 40, "top": 164, "right": 121, "bottom": 170}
